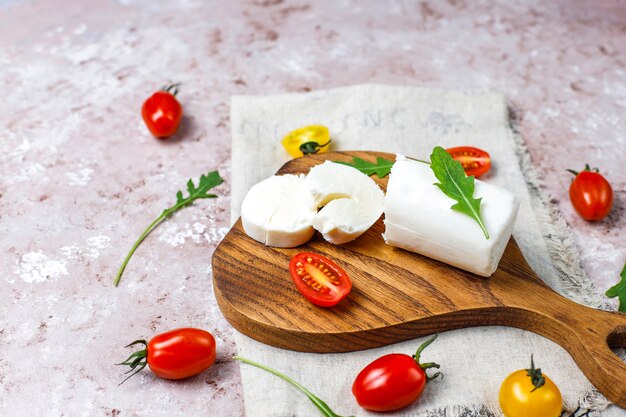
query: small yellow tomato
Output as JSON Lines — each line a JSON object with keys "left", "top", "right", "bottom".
{"left": 281, "top": 125, "right": 331, "bottom": 158}
{"left": 499, "top": 357, "right": 562, "bottom": 417}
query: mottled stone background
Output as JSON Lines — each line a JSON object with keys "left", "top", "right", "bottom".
{"left": 0, "top": 0, "right": 624, "bottom": 416}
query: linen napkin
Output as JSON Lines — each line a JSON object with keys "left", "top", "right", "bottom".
{"left": 228, "top": 84, "right": 623, "bottom": 416}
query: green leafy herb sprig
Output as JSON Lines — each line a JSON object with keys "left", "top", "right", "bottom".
{"left": 233, "top": 356, "right": 353, "bottom": 417}
{"left": 429, "top": 146, "right": 489, "bottom": 239}
{"left": 336, "top": 156, "right": 431, "bottom": 178}
{"left": 606, "top": 262, "right": 626, "bottom": 312}
{"left": 114, "top": 171, "right": 224, "bottom": 287}
{"left": 336, "top": 156, "right": 395, "bottom": 178}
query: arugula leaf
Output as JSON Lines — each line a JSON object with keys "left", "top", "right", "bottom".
{"left": 234, "top": 356, "right": 353, "bottom": 417}
{"left": 335, "top": 156, "right": 395, "bottom": 178}
{"left": 606, "top": 262, "right": 626, "bottom": 312}
{"left": 429, "top": 146, "right": 490, "bottom": 239}
{"left": 114, "top": 171, "right": 224, "bottom": 287}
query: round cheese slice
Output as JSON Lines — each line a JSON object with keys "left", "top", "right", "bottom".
{"left": 241, "top": 174, "right": 317, "bottom": 248}
{"left": 305, "top": 161, "right": 385, "bottom": 244}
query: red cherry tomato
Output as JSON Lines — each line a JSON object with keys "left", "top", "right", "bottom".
{"left": 568, "top": 165, "right": 613, "bottom": 221}
{"left": 141, "top": 83, "right": 183, "bottom": 138}
{"left": 289, "top": 252, "right": 352, "bottom": 307}
{"left": 352, "top": 335, "right": 440, "bottom": 412}
{"left": 446, "top": 146, "right": 491, "bottom": 177}
{"left": 118, "top": 328, "right": 216, "bottom": 383}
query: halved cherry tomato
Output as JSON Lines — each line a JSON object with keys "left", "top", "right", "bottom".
{"left": 118, "top": 328, "right": 216, "bottom": 383}
{"left": 289, "top": 252, "right": 351, "bottom": 307}
{"left": 446, "top": 146, "right": 491, "bottom": 177}
{"left": 568, "top": 164, "right": 613, "bottom": 221}
{"left": 352, "top": 335, "right": 441, "bottom": 412}
{"left": 281, "top": 125, "right": 331, "bottom": 158}
{"left": 142, "top": 83, "right": 183, "bottom": 138}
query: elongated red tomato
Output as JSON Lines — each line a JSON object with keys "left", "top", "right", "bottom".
{"left": 118, "top": 328, "right": 216, "bottom": 383}
{"left": 568, "top": 165, "right": 613, "bottom": 221}
{"left": 352, "top": 335, "right": 441, "bottom": 412}
{"left": 289, "top": 252, "right": 351, "bottom": 307}
{"left": 446, "top": 146, "right": 491, "bottom": 177}
{"left": 142, "top": 83, "right": 183, "bottom": 138}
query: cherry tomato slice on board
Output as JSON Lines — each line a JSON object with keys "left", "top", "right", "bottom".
{"left": 446, "top": 146, "right": 491, "bottom": 177}
{"left": 289, "top": 252, "right": 351, "bottom": 307}
{"left": 142, "top": 83, "right": 183, "bottom": 138}
{"left": 568, "top": 165, "right": 613, "bottom": 221}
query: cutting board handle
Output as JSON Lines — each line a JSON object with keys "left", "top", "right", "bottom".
{"left": 555, "top": 306, "right": 626, "bottom": 406}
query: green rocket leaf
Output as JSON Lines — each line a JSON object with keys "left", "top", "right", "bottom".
{"left": 114, "top": 171, "right": 224, "bottom": 287}
{"left": 606, "top": 262, "right": 626, "bottom": 312}
{"left": 335, "top": 156, "right": 395, "bottom": 178}
{"left": 234, "top": 356, "right": 353, "bottom": 417}
{"left": 429, "top": 146, "right": 489, "bottom": 239}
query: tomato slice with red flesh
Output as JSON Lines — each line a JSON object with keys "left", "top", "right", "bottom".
{"left": 446, "top": 146, "right": 491, "bottom": 177}
{"left": 289, "top": 252, "right": 352, "bottom": 307}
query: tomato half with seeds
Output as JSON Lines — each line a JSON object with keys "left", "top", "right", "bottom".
{"left": 446, "top": 146, "right": 491, "bottom": 177}
{"left": 289, "top": 252, "right": 351, "bottom": 307}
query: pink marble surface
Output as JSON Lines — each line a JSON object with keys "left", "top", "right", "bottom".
{"left": 1, "top": 0, "right": 624, "bottom": 415}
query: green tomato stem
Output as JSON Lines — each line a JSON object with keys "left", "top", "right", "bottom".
{"left": 415, "top": 334, "right": 438, "bottom": 361}
{"left": 233, "top": 356, "right": 353, "bottom": 417}
{"left": 413, "top": 334, "right": 443, "bottom": 382}
{"left": 116, "top": 339, "right": 148, "bottom": 385}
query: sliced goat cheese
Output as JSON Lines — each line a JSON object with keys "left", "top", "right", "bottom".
{"left": 383, "top": 156, "right": 520, "bottom": 277}
{"left": 241, "top": 174, "right": 317, "bottom": 248}
{"left": 305, "top": 161, "right": 385, "bottom": 244}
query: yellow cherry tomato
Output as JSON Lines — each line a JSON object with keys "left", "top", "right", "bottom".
{"left": 499, "top": 357, "right": 562, "bottom": 417}
{"left": 281, "top": 125, "right": 331, "bottom": 158}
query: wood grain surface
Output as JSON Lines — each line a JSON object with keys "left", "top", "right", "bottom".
{"left": 212, "top": 151, "right": 626, "bottom": 407}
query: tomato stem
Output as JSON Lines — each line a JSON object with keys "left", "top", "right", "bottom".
{"left": 567, "top": 164, "right": 600, "bottom": 177}
{"left": 116, "top": 339, "right": 148, "bottom": 385}
{"left": 414, "top": 334, "right": 437, "bottom": 361}
{"left": 233, "top": 356, "right": 354, "bottom": 417}
{"left": 525, "top": 354, "right": 546, "bottom": 392}
{"left": 162, "top": 82, "right": 181, "bottom": 96}
{"left": 299, "top": 139, "right": 331, "bottom": 155}
{"left": 412, "top": 334, "right": 442, "bottom": 382}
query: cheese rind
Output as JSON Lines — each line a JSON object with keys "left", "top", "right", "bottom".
{"left": 383, "top": 156, "right": 519, "bottom": 277}
{"left": 241, "top": 174, "right": 317, "bottom": 248}
{"left": 305, "top": 161, "right": 385, "bottom": 244}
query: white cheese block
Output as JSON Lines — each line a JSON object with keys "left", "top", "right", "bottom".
{"left": 305, "top": 161, "right": 385, "bottom": 244}
{"left": 241, "top": 174, "right": 317, "bottom": 248}
{"left": 383, "top": 156, "right": 520, "bottom": 277}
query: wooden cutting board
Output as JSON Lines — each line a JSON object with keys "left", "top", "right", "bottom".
{"left": 212, "top": 151, "right": 626, "bottom": 407}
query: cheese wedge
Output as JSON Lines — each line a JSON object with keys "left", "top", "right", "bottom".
{"left": 305, "top": 161, "right": 385, "bottom": 244}
{"left": 383, "top": 156, "right": 519, "bottom": 277}
{"left": 241, "top": 174, "right": 317, "bottom": 248}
